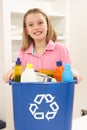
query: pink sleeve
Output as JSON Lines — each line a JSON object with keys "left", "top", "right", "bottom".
{"left": 18, "top": 48, "right": 24, "bottom": 60}
{"left": 59, "top": 44, "right": 72, "bottom": 65}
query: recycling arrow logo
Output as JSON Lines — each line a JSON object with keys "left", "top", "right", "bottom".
{"left": 29, "top": 94, "right": 59, "bottom": 121}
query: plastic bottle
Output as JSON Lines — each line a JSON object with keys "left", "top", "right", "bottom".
{"left": 21, "top": 63, "right": 37, "bottom": 82}
{"left": 62, "top": 63, "right": 73, "bottom": 82}
{"left": 37, "top": 69, "right": 54, "bottom": 77}
{"left": 53, "top": 61, "right": 64, "bottom": 82}
{"left": 14, "top": 58, "right": 23, "bottom": 82}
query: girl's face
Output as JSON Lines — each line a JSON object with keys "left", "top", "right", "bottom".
{"left": 25, "top": 13, "right": 48, "bottom": 42}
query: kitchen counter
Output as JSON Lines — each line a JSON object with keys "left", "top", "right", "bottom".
{"left": 72, "top": 115, "right": 87, "bottom": 130}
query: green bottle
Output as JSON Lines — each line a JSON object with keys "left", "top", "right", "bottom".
{"left": 14, "top": 58, "right": 23, "bottom": 82}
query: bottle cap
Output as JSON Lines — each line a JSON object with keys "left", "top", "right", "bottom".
{"left": 16, "top": 58, "right": 21, "bottom": 65}
{"left": 26, "top": 63, "right": 33, "bottom": 69}
{"left": 56, "top": 61, "right": 62, "bottom": 66}
{"left": 64, "top": 63, "right": 71, "bottom": 71}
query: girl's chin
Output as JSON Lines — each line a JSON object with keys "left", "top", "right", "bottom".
{"left": 34, "top": 37, "right": 45, "bottom": 41}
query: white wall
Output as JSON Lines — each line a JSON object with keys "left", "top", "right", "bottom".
{"left": 0, "top": 0, "right": 14, "bottom": 130}
{"left": 70, "top": 0, "right": 87, "bottom": 118}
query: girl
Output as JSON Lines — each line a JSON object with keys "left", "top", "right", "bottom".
{"left": 3, "top": 8, "right": 82, "bottom": 83}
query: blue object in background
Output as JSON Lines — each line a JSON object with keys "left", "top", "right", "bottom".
{"left": 62, "top": 63, "right": 73, "bottom": 82}
{"left": 10, "top": 80, "right": 76, "bottom": 130}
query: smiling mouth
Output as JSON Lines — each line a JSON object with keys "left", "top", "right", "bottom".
{"left": 34, "top": 31, "right": 42, "bottom": 36}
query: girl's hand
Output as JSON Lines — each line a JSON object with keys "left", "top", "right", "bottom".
{"left": 72, "top": 69, "right": 82, "bottom": 83}
{"left": 3, "top": 69, "right": 14, "bottom": 83}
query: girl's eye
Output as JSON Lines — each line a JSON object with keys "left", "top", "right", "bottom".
{"left": 28, "top": 24, "right": 33, "bottom": 27}
{"left": 38, "top": 21, "right": 43, "bottom": 25}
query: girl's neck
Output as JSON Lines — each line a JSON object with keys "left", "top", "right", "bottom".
{"left": 34, "top": 39, "right": 47, "bottom": 55}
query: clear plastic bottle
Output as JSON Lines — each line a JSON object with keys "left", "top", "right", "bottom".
{"left": 62, "top": 63, "right": 73, "bottom": 82}
{"left": 53, "top": 61, "right": 64, "bottom": 82}
{"left": 14, "top": 58, "right": 23, "bottom": 82}
{"left": 21, "top": 63, "right": 37, "bottom": 82}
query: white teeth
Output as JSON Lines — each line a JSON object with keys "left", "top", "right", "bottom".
{"left": 34, "top": 32, "right": 41, "bottom": 35}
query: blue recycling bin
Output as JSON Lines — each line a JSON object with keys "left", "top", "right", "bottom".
{"left": 10, "top": 80, "right": 76, "bottom": 130}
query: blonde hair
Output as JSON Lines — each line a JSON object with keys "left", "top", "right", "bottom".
{"left": 22, "top": 8, "right": 57, "bottom": 50}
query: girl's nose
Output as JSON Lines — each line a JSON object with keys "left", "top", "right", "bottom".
{"left": 33, "top": 24, "right": 39, "bottom": 30}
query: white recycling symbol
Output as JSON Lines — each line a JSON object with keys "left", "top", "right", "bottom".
{"left": 29, "top": 94, "right": 59, "bottom": 121}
